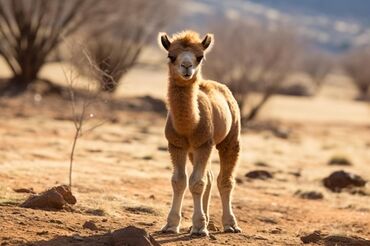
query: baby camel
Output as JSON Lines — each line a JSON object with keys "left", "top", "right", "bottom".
{"left": 159, "top": 30, "right": 241, "bottom": 236}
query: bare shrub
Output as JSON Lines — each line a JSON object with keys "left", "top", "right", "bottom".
{"left": 204, "top": 19, "right": 299, "bottom": 122}
{"left": 300, "top": 51, "right": 332, "bottom": 93}
{"left": 342, "top": 46, "right": 370, "bottom": 100}
{"left": 77, "top": 0, "right": 177, "bottom": 93}
{"left": 0, "top": 0, "right": 105, "bottom": 95}
{"left": 63, "top": 46, "right": 107, "bottom": 190}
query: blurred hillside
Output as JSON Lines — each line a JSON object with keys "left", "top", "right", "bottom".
{"left": 177, "top": 0, "right": 370, "bottom": 52}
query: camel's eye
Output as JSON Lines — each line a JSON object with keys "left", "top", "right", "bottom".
{"left": 168, "top": 55, "right": 176, "bottom": 63}
{"left": 196, "top": 56, "right": 204, "bottom": 63}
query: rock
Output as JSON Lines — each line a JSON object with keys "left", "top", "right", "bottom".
{"left": 245, "top": 170, "right": 273, "bottom": 180}
{"left": 296, "top": 190, "right": 324, "bottom": 200}
{"left": 83, "top": 220, "right": 98, "bottom": 231}
{"left": 111, "top": 226, "right": 160, "bottom": 246}
{"left": 36, "top": 231, "right": 48, "bottom": 235}
{"left": 235, "top": 177, "right": 243, "bottom": 184}
{"left": 324, "top": 235, "right": 370, "bottom": 245}
{"left": 13, "top": 188, "right": 35, "bottom": 194}
{"left": 270, "top": 228, "right": 282, "bottom": 234}
{"left": 20, "top": 185, "right": 76, "bottom": 210}
{"left": 254, "top": 161, "right": 269, "bottom": 167}
{"left": 323, "top": 171, "right": 367, "bottom": 192}
{"left": 257, "top": 216, "right": 278, "bottom": 224}
{"left": 301, "top": 231, "right": 322, "bottom": 244}
{"left": 157, "top": 146, "right": 168, "bottom": 152}
{"left": 328, "top": 156, "right": 352, "bottom": 166}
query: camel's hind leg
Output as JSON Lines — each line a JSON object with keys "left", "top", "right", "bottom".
{"left": 216, "top": 131, "right": 241, "bottom": 233}
{"left": 189, "top": 153, "right": 214, "bottom": 225}
{"left": 162, "top": 143, "right": 187, "bottom": 233}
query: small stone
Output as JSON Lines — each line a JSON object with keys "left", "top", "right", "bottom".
{"left": 270, "top": 228, "right": 282, "bottom": 234}
{"left": 83, "top": 220, "right": 98, "bottom": 231}
{"left": 328, "top": 156, "right": 352, "bottom": 166}
{"left": 258, "top": 216, "right": 278, "bottom": 224}
{"left": 20, "top": 185, "right": 76, "bottom": 210}
{"left": 235, "top": 177, "right": 243, "bottom": 184}
{"left": 301, "top": 231, "right": 322, "bottom": 244}
{"left": 112, "top": 226, "right": 159, "bottom": 246}
{"left": 157, "top": 146, "right": 168, "bottom": 152}
{"left": 13, "top": 188, "right": 35, "bottom": 194}
{"left": 246, "top": 170, "right": 273, "bottom": 180}
{"left": 323, "top": 170, "right": 366, "bottom": 192}
{"left": 36, "top": 231, "right": 48, "bottom": 236}
{"left": 296, "top": 191, "right": 324, "bottom": 200}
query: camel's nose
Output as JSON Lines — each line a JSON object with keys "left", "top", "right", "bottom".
{"left": 181, "top": 62, "right": 192, "bottom": 69}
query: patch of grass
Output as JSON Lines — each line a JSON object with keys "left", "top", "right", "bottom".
{"left": 328, "top": 155, "right": 352, "bottom": 166}
{"left": 125, "top": 205, "right": 159, "bottom": 215}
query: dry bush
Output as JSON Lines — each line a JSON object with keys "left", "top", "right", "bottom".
{"left": 64, "top": 47, "right": 107, "bottom": 190}
{"left": 204, "top": 19, "right": 299, "bottom": 122}
{"left": 0, "top": 0, "right": 106, "bottom": 95}
{"left": 77, "top": 0, "right": 177, "bottom": 93}
{"left": 342, "top": 46, "right": 370, "bottom": 100}
{"left": 301, "top": 52, "right": 332, "bottom": 90}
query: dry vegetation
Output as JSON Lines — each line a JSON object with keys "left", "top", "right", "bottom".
{"left": 342, "top": 46, "right": 370, "bottom": 100}
{"left": 204, "top": 19, "right": 299, "bottom": 122}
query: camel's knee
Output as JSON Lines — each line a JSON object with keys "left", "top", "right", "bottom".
{"left": 189, "top": 175, "right": 206, "bottom": 195}
{"left": 171, "top": 173, "right": 187, "bottom": 192}
{"left": 217, "top": 175, "right": 235, "bottom": 193}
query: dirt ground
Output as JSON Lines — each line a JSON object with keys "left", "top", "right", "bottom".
{"left": 0, "top": 56, "right": 370, "bottom": 245}
{"left": 0, "top": 86, "right": 370, "bottom": 246}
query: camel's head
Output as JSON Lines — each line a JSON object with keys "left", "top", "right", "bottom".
{"left": 158, "top": 30, "right": 214, "bottom": 84}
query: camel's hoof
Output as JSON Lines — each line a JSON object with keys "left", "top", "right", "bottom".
{"left": 224, "top": 225, "right": 242, "bottom": 233}
{"left": 161, "top": 224, "right": 180, "bottom": 234}
{"left": 190, "top": 226, "right": 209, "bottom": 237}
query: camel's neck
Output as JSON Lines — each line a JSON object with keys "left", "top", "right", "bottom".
{"left": 167, "top": 78, "right": 200, "bottom": 135}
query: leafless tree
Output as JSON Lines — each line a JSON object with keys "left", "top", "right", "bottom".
{"left": 342, "top": 46, "right": 370, "bottom": 101}
{"left": 0, "top": 0, "right": 105, "bottom": 95}
{"left": 78, "top": 0, "right": 177, "bottom": 93}
{"left": 204, "top": 19, "right": 299, "bottom": 122}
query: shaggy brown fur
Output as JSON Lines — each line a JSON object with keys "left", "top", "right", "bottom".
{"left": 159, "top": 30, "right": 241, "bottom": 236}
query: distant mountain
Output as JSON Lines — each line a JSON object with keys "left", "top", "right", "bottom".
{"left": 177, "top": 0, "right": 370, "bottom": 53}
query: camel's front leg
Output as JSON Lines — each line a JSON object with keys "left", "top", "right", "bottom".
{"left": 189, "top": 142, "right": 212, "bottom": 236}
{"left": 162, "top": 144, "right": 187, "bottom": 233}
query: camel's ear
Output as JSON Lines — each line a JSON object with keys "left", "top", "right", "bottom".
{"left": 158, "top": 32, "right": 171, "bottom": 51}
{"left": 201, "top": 33, "right": 214, "bottom": 52}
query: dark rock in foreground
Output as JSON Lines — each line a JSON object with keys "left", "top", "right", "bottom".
{"left": 112, "top": 226, "right": 160, "bottom": 246}
{"left": 20, "top": 185, "right": 76, "bottom": 210}
{"left": 323, "top": 170, "right": 366, "bottom": 192}
{"left": 301, "top": 231, "right": 370, "bottom": 245}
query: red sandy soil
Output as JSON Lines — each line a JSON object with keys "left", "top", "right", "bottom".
{"left": 0, "top": 94, "right": 369, "bottom": 246}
